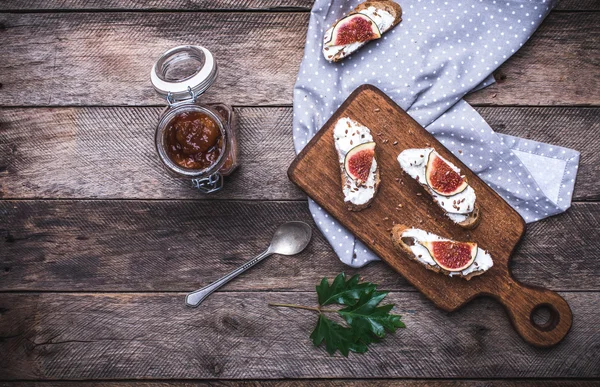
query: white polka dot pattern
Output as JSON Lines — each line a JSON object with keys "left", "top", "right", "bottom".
{"left": 293, "top": 0, "right": 580, "bottom": 268}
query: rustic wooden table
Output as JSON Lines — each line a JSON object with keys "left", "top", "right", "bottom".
{"left": 0, "top": 0, "right": 599, "bottom": 385}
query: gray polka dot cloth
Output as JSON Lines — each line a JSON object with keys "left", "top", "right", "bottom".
{"left": 292, "top": 0, "right": 580, "bottom": 268}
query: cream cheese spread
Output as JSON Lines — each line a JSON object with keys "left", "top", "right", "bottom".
{"left": 397, "top": 148, "right": 476, "bottom": 224}
{"left": 323, "top": 7, "right": 395, "bottom": 62}
{"left": 401, "top": 228, "right": 493, "bottom": 277}
{"left": 333, "top": 117, "right": 377, "bottom": 206}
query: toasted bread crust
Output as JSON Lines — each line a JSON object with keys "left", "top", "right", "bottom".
{"left": 390, "top": 224, "right": 485, "bottom": 280}
{"left": 354, "top": 1, "right": 402, "bottom": 24}
{"left": 457, "top": 203, "right": 481, "bottom": 229}
{"left": 328, "top": 0, "right": 402, "bottom": 63}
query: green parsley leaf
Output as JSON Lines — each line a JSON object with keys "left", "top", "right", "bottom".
{"left": 310, "top": 315, "right": 368, "bottom": 356}
{"left": 338, "top": 290, "right": 406, "bottom": 341}
{"left": 314, "top": 273, "right": 405, "bottom": 356}
{"left": 270, "top": 273, "right": 405, "bottom": 357}
{"left": 316, "top": 273, "right": 376, "bottom": 306}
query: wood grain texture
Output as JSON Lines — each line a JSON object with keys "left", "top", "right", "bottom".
{"left": 0, "top": 0, "right": 596, "bottom": 384}
{"left": 556, "top": 0, "right": 600, "bottom": 10}
{"left": 1, "top": 200, "right": 598, "bottom": 292}
{"left": 0, "top": 292, "right": 598, "bottom": 380}
{"left": 0, "top": 0, "right": 594, "bottom": 11}
{"left": 1, "top": 107, "right": 597, "bottom": 200}
{"left": 1, "top": 382, "right": 599, "bottom": 387}
{"left": 0, "top": 12, "right": 597, "bottom": 107}
{"left": 0, "top": 107, "right": 301, "bottom": 200}
{"left": 289, "top": 85, "right": 572, "bottom": 346}
{"left": 0, "top": 12, "right": 308, "bottom": 107}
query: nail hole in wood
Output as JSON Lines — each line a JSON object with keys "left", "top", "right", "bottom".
{"left": 530, "top": 303, "right": 559, "bottom": 332}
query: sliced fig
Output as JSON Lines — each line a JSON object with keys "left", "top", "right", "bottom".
{"left": 421, "top": 241, "right": 477, "bottom": 272}
{"left": 344, "top": 142, "right": 376, "bottom": 183}
{"left": 328, "top": 14, "right": 381, "bottom": 46}
{"left": 425, "top": 152, "right": 468, "bottom": 196}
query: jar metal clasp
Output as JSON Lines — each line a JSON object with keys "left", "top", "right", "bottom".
{"left": 192, "top": 173, "right": 223, "bottom": 193}
{"left": 166, "top": 86, "right": 198, "bottom": 107}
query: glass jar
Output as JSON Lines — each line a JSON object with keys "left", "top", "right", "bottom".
{"left": 151, "top": 45, "right": 238, "bottom": 193}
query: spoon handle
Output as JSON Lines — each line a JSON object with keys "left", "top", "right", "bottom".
{"left": 185, "top": 248, "right": 272, "bottom": 307}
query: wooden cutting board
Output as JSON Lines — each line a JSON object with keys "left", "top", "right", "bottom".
{"left": 288, "top": 85, "right": 572, "bottom": 347}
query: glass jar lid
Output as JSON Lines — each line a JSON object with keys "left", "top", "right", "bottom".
{"left": 151, "top": 45, "right": 218, "bottom": 104}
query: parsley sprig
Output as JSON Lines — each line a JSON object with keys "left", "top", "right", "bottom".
{"left": 269, "top": 273, "right": 405, "bottom": 356}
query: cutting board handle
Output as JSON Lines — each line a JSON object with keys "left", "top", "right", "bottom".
{"left": 492, "top": 276, "right": 572, "bottom": 347}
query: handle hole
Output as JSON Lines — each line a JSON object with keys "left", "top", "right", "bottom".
{"left": 530, "top": 303, "right": 559, "bottom": 332}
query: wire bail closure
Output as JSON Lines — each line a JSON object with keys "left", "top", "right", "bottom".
{"left": 166, "top": 86, "right": 198, "bottom": 107}
{"left": 191, "top": 173, "right": 223, "bottom": 193}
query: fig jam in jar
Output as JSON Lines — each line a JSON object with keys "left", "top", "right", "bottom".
{"left": 165, "top": 111, "right": 222, "bottom": 170}
{"left": 151, "top": 46, "right": 238, "bottom": 193}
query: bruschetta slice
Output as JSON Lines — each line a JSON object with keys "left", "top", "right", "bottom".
{"left": 333, "top": 117, "right": 380, "bottom": 211}
{"left": 397, "top": 148, "right": 480, "bottom": 229}
{"left": 391, "top": 225, "right": 493, "bottom": 280}
{"left": 323, "top": 1, "right": 402, "bottom": 63}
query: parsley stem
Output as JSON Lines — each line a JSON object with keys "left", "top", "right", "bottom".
{"left": 268, "top": 303, "right": 338, "bottom": 314}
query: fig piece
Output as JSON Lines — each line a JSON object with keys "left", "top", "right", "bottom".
{"left": 328, "top": 14, "right": 381, "bottom": 46}
{"left": 421, "top": 241, "right": 478, "bottom": 272}
{"left": 425, "top": 152, "right": 468, "bottom": 196}
{"left": 344, "top": 142, "right": 376, "bottom": 183}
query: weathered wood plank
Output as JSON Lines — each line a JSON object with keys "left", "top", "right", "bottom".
{"left": 0, "top": 12, "right": 597, "bottom": 107}
{"left": 0, "top": 12, "right": 307, "bottom": 107}
{"left": 0, "top": 0, "right": 314, "bottom": 11}
{"left": 1, "top": 381, "right": 598, "bottom": 386}
{"left": 1, "top": 107, "right": 597, "bottom": 200}
{"left": 0, "top": 292, "right": 598, "bottom": 379}
{"left": 556, "top": 0, "right": 600, "bottom": 11}
{"left": 1, "top": 201, "right": 598, "bottom": 292}
{"left": 0, "top": 107, "right": 301, "bottom": 200}
{"left": 0, "top": 0, "right": 595, "bottom": 11}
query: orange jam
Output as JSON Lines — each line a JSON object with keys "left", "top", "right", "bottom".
{"left": 165, "top": 111, "right": 223, "bottom": 170}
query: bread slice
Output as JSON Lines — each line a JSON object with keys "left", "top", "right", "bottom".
{"left": 339, "top": 160, "right": 381, "bottom": 212}
{"left": 456, "top": 198, "right": 480, "bottom": 229}
{"left": 333, "top": 117, "right": 381, "bottom": 211}
{"left": 390, "top": 224, "right": 493, "bottom": 280}
{"left": 397, "top": 148, "right": 481, "bottom": 229}
{"left": 354, "top": 1, "right": 403, "bottom": 20}
{"left": 323, "top": 0, "right": 402, "bottom": 63}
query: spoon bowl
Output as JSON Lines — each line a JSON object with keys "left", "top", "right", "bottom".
{"left": 268, "top": 221, "right": 313, "bottom": 256}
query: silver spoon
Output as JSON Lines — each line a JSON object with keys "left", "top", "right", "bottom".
{"left": 185, "top": 221, "right": 313, "bottom": 307}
